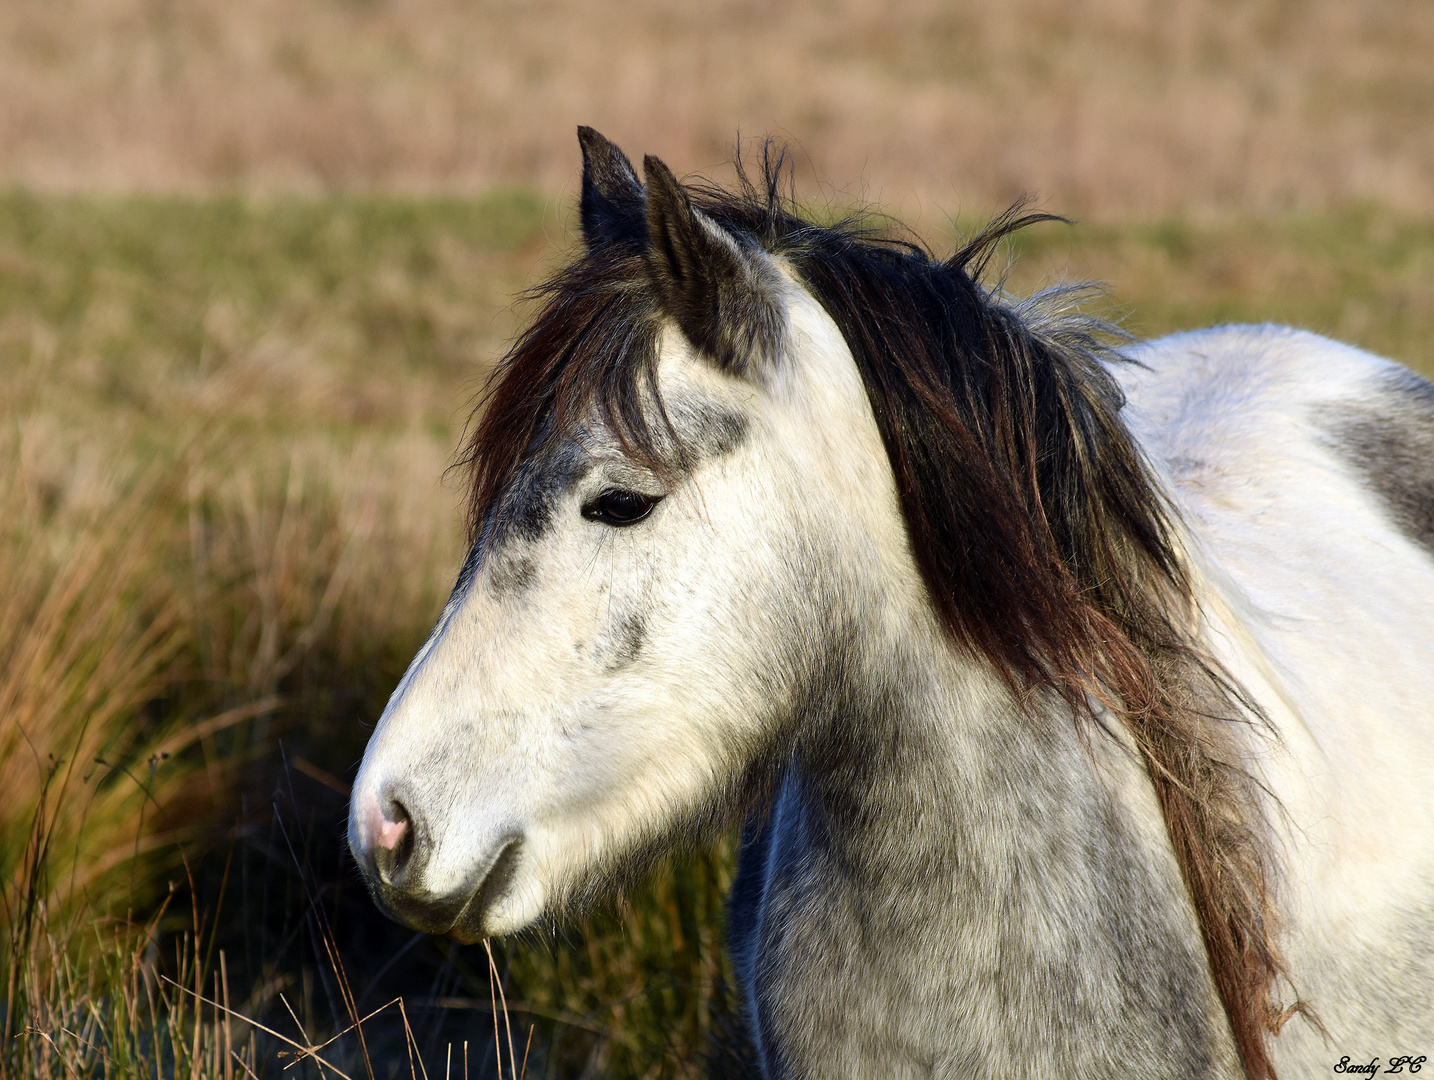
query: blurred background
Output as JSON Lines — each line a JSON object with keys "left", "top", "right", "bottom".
{"left": 4, "top": 0, "right": 1433, "bottom": 213}
{"left": 1, "top": 1, "right": 1431, "bottom": 1077}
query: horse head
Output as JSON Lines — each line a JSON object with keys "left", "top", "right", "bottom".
{"left": 347, "top": 129, "right": 916, "bottom": 940}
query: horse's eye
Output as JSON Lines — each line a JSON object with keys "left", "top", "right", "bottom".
{"left": 581, "top": 489, "right": 660, "bottom": 526}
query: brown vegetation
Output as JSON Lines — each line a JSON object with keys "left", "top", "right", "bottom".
{"left": 1, "top": 0, "right": 1432, "bottom": 214}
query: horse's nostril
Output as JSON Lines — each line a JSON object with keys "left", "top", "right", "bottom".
{"left": 373, "top": 800, "right": 416, "bottom": 886}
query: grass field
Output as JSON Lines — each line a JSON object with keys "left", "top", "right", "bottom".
{"left": 1, "top": 189, "right": 1432, "bottom": 1077}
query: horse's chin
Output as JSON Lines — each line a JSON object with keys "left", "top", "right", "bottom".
{"left": 376, "top": 869, "right": 545, "bottom": 942}
{"left": 465, "top": 881, "right": 546, "bottom": 939}
{"left": 444, "top": 923, "right": 487, "bottom": 945}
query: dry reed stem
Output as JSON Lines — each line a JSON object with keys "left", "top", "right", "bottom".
{"left": 485, "top": 938, "right": 519, "bottom": 1080}
{"left": 397, "top": 999, "right": 431, "bottom": 1080}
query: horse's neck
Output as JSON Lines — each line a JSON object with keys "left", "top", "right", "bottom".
{"left": 742, "top": 642, "right": 1244, "bottom": 1078}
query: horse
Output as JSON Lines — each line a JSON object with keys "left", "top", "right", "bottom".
{"left": 348, "top": 127, "right": 1434, "bottom": 1079}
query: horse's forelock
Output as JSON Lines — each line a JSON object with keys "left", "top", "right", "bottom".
{"left": 457, "top": 248, "right": 670, "bottom": 545}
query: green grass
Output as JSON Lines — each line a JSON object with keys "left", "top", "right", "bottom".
{"left": 0, "top": 189, "right": 550, "bottom": 446}
{"left": 1, "top": 191, "right": 1431, "bottom": 1078}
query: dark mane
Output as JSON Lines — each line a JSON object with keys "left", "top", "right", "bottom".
{"left": 459, "top": 151, "right": 1307, "bottom": 1080}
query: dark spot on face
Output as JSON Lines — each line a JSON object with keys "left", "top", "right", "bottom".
{"left": 489, "top": 438, "right": 593, "bottom": 547}
{"left": 684, "top": 407, "right": 749, "bottom": 460}
{"left": 1323, "top": 366, "right": 1434, "bottom": 558}
{"left": 488, "top": 553, "right": 537, "bottom": 599}
{"left": 453, "top": 438, "right": 590, "bottom": 606}
{"left": 602, "top": 611, "right": 647, "bottom": 671}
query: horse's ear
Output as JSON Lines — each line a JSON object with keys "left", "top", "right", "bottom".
{"left": 642, "top": 154, "right": 783, "bottom": 375}
{"left": 578, "top": 127, "right": 646, "bottom": 250}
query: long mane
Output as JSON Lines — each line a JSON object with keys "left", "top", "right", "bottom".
{"left": 461, "top": 151, "right": 1307, "bottom": 1079}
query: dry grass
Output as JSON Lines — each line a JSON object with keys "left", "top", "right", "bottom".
{"left": 4, "top": 895, "right": 262, "bottom": 1079}
{"left": 0, "top": 427, "right": 441, "bottom": 1075}
{"left": 1, "top": 0, "right": 1432, "bottom": 215}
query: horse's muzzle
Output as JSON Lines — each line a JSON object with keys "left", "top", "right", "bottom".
{"left": 349, "top": 786, "right": 523, "bottom": 941}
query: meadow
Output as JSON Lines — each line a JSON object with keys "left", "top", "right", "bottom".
{"left": 1, "top": 189, "right": 1432, "bottom": 1078}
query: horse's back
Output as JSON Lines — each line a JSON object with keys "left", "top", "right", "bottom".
{"left": 1122, "top": 324, "right": 1434, "bottom": 1062}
